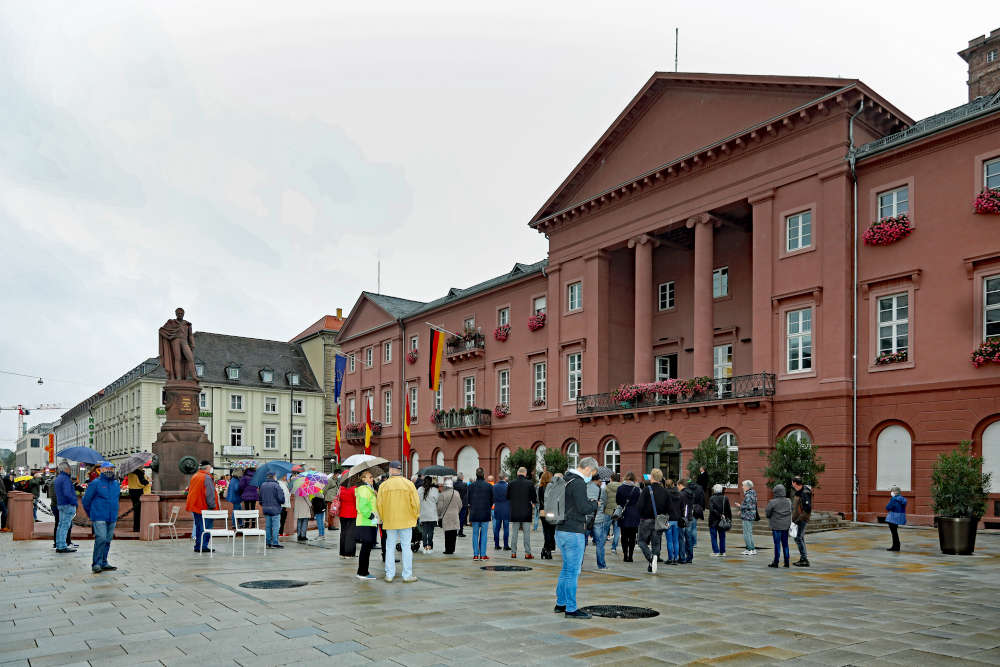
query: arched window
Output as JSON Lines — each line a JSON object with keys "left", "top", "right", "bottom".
{"left": 786, "top": 429, "right": 811, "bottom": 447}
{"left": 435, "top": 450, "right": 445, "bottom": 467}
{"left": 499, "top": 446, "right": 511, "bottom": 472}
{"left": 565, "top": 441, "right": 579, "bottom": 469}
{"left": 456, "top": 446, "right": 479, "bottom": 481}
{"left": 716, "top": 431, "right": 738, "bottom": 487}
{"left": 875, "top": 425, "right": 911, "bottom": 491}
{"left": 604, "top": 439, "right": 620, "bottom": 473}
{"left": 534, "top": 444, "right": 546, "bottom": 473}
{"left": 411, "top": 451, "right": 420, "bottom": 475}
{"left": 982, "top": 421, "right": 1000, "bottom": 489}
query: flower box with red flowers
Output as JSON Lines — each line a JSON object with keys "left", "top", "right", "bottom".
{"left": 493, "top": 404, "right": 510, "bottom": 418}
{"left": 863, "top": 214, "right": 913, "bottom": 246}
{"left": 971, "top": 337, "right": 1000, "bottom": 368}
{"left": 974, "top": 188, "right": 1000, "bottom": 215}
{"left": 528, "top": 312, "right": 546, "bottom": 331}
{"left": 874, "top": 350, "right": 908, "bottom": 366}
{"left": 494, "top": 324, "right": 511, "bottom": 342}
{"left": 406, "top": 350, "right": 418, "bottom": 364}
{"left": 532, "top": 398, "right": 546, "bottom": 407}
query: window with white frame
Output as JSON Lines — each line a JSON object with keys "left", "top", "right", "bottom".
{"left": 533, "top": 295, "right": 547, "bottom": 315}
{"left": 383, "top": 341, "right": 392, "bottom": 363}
{"left": 464, "top": 317, "right": 475, "bottom": 332}
{"left": 366, "top": 392, "right": 374, "bottom": 415}
{"left": 713, "top": 344, "right": 733, "bottom": 395}
{"left": 566, "top": 441, "right": 579, "bottom": 469}
{"left": 408, "top": 386, "right": 418, "bottom": 421}
{"left": 264, "top": 426, "right": 277, "bottom": 450}
{"left": 878, "top": 186, "right": 909, "bottom": 219}
{"left": 264, "top": 396, "right": 277, "bottom": 414}
{"left": 878, "top": 293, "right": 909, "bottom": 356}
{"left": 533, "top": 361, "right": 546, "bottom": 403}
{"left": 604, "top": 439, "right": 620, "bottom": 473}
{"left": 713, "top": 267, "right": 728, "bottom": 298}
{"left": 227, "top": 366, "right": 240, "bottom": 381}
{"left": 230, "top": 424, "right": 243, "bottom": 447}
{"left": 348, "top": 354, "right": 356, "bottom": 372}
{"left": 230, "top": 394, "right": 243, "bottom": 411}
{"left": 199, "top": 392, "right": 207, "bottom": 409}
{"left": 786, "top": 211, "right": 812, "bottom": 252}
{"left": 195, "top": 362, "right": 205, "bottom": 377}
{"left": 260, "top": 368, "right": 274, "bottom": 383}
{"left": 987, "top": 158, "right": 1000, "bottom": 190}
{"left": 876, "top": 425, "right": 911, "bottom": 490}
{"left": 434, "top": 384, "right": 442, "bottom": 411}
{"left": 988, "top": 49, "right": 998, "bottom": 64}
{"left": 786, "top": 429, "right": 810, "bottom": 446}
{"left": 292, "top": 398, "right": 304, "bottom": 415}
{"left": 982, "top": 421, "right": 1000, "bottom": 496}
{"left": 348, "top": 397, "right": 356, "bottom": 423}
{"left": 717, "top": 432, "right": 739, "bottom": 487}
{"left": 498, "top": 307, "right": 510, "bottom": 326}
{"left": 463, "top": 377, "right": 476, "bottom": 407}
{"left": 365, "top": 347, "right": 373, "bottom": 367}
{"left": 383, "top": 390, "right": 392, "bottom": 424}
{"left": 567, "top": 353, "right": 582, "bottom": 400}
{"left": 567, "top": 282, "right": 582, "bottom": 311}
{"left": 409, "top": 336, "right": 418, "bottom": 351}
{"left": 292, "top": 427, "right": 304, "bottom": 450}
{"left": 655, "top": 355, "right": 672, "bottom": 382}
{"left": 986, "top": 275, "right": 1000, "bottom": 339}
{"left": 498, "top": 369, "right": 510, "bottom": 406}
{"left": 786, "top": 308, "right": 813, "bottom": 373}
{"left": 658, "top": 281, "right": 675, "bottom": 310}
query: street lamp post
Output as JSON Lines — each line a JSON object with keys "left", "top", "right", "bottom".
{"left": 288, "top": 372, "right": 300, "bottom": 464}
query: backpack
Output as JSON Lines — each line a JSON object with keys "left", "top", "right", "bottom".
{"left": 542, "top": 475, "right": 568, "bottom": 525}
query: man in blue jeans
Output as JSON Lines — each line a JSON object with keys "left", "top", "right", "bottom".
{"left": 54, "top": 462, "right": 78, "bottom": 553}
{"left": 677, "top": 479, "right": 695, "bottom": 563}
{"left": 82, "top": 461, "right": 121, "bottom": 573}
{"left": 554, "top": 457, "right": 598, "bottom": 618}
{"left": 376, "top": 461, "right": 421, "bottom": 583}
{"left": 466, "top": 467, "right": 494, "bottom": 560}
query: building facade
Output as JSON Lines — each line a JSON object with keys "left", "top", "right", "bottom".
{"left": 337, "top": 40, "right": 1000, "bottom": 525}
{"left": 15, "top": 421, "right": 57, "bottom": 471}
{"left": 291, "top": 312, "right": 345, "bottom": 472}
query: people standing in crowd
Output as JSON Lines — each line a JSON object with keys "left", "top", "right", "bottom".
{"left": 376, "top": 460, "right": 420, "bottom": 583}
{"left": 0, "top": 466, "right": 9, "bottom": 532}
{"left": 338, "top": 477, "right": 358, "bottom": 558}
{"left": 436, "top": 477, "right": 461, "bottom": 554}
{"left": 311, "top": 492, "right": 327, "bottom": 540}
{"left": 417, "top": 476, "right": 439, "bottom": 553}
{"left": 508, "top": 467, "right": 536, "bottom": 559}
{"left": 239, "top": 468, "right": 259, "bottom": 514}
{"left": 185, "top": 461, "right": 219, "bottom": 553}
{"left": 453, "top": 472, "right": 469, "bottom": 537}
{"left": 293, "top": 477, "right": 313, "bottom": 542}
{"left": 54, "top": 461, "right": 78, "bottom": 553}
{"left": 676, "top": 479, "right": 694, "bottom": 564}
{"left": 354, "top": 470, "right": 379, "bottom": 580}
{"left": 765, "top": 483, "right": 792, "bottom": 568}
{"left": 126, "top": 468, "right": 148, "bottom": 533}
{"left": 662, "top": 479, "right": 684, "bottom": 565}
{"left": 708, "top": 483, "right": 732, "bottom": 557}
{"left": 323, "top": 472, "right": 341, "bottom": 532}
{"left": 538, "top": 470, "right": 557, "bottom": 559}
{"left": 46, "top": 473, "right": 61, "bottom": 549}
{"left": 616, "top": 472, "right": 641, "bottom": 563}
{"left": 278, "top": 473, "right": 292, "bottom": 538}
{"left": 259, "top": 472, "right": 285, "bottom": 549}
{"left": 885, "top": 486, "right": 907, "bottom": 551}
{"left": 82, "top": 461, "right": 121, "bottom": 573}
{"left": 29, "top": 472, "right": 43, "bottom": 521}
{"left": 589, "top": 469, "right": 610, "bottom": 570}
{"left": 554, "top": 457, "right": 599, "bottom": 618}
{"left": 686, "top": 477, "right": 704, "bottom": 549}
{"left": 604, "top": 473, "right": 621, "bottom": 555}
{"left": 791, "top": 477, "right": 812, "bottom": 567}
{"left": 740, "top": 480, "right": 758, "bottom": 556}
{"left": 227, "top": 470, "right": 244, "bottom": 528}
{"left": 636, "top": 468, "right": 668, "bottom": 573}
{"left": 467, "top": 468, "right": 493, "bottom": 561}
{"left": 697, "top": 466, "right": 710, "bottom": 513}
{"left": 492, "top": 473, "right": 511, "bottom": 551}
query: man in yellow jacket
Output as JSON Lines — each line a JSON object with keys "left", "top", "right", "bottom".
{"left": 376, "top": 460, "right": 420, "bottom": 583}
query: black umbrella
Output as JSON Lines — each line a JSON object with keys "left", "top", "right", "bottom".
{"left": 118, "top": 452, "right": 153, "bottom": 477}
{"left": 417, "top": 465, "right": 457, "bottom": 477}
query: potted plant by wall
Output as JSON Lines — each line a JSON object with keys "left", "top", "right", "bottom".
{"left": 930, "top": 441, "right": 992, "bottom": 555}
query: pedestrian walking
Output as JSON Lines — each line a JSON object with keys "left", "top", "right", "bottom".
{"left": 604, "top": 473, "right": 621, "bottom": 555}
{"left": 615, "top": 472, "right": 641, "bottom": 562}
{"left": 467, "top": 468, "right": 493, "bottom": 560}
{"left": 492, "top": 473, "right": 511, "bottom": 550}
{"left": 589, "top": 470, "right": 611, "bottom": 570}
{"left": 354, "top": 470, "right": 379, "bottom": 580}
{"left": 636, "top": 468, "right": 668, "bottom": 573}
{"left": 259, "top": 472, "right": 284, "bottom": 549}
{"left": 436, "top": 478, "right": 461, "bottom": 554}
{"left": 508, "top": 467, "right": 536, "bottom": 559}
{"left": 185, "top": 461, "right": 219, "bottom": 553}
{"left": 765, "top": 483, "right": 793, "bottom": 568}
{"left": 126, "top": 468, "right": 148, "bottom": 533}
{"left": 708, "top": 483, "right": 732, "bottom": 557}
{"left": 453, "top": 472, "right": 469, "bottom": 537}
{"left": 338, "top": 480, "right": 358, "bottom": 557}
{"left": 553, "top": 457, "right": 598, "bottom": 618}
{"left": 791, "top": 476, "right": 812, "bottom": 567}
{"left": 740, "top": 480, "right": 758, "bottom": 556}
{"left": 418, "top": 476, "right": 439, "bottom": 553}
{"left": 677, "top": 479, "right": 694, "bottom": 564}
{"left": 81, "top": 461, "right": 120, "bottom": 573}
{"left": 54, "top": 462, "right": 78, "bottom": 553}
{"left": 885, "top": 486, "right": 907, "bottom": 551}
{"left": 376, "top": 460, "right": 420, "bottom": 583}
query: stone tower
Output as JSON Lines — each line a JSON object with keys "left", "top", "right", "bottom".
{"left": 959, "top": 28, "right": 1000, "bottom": 102}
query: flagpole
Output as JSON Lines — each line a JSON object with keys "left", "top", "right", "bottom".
{"left": 425, "top": 322, "right": 463, "bottom": 338}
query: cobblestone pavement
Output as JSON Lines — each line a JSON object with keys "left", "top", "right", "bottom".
{"left": 2, "top": 524, "right": 1000, "bottom": 666}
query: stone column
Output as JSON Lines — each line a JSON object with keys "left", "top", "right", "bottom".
{"left": 750, "top": 190, "right": 775, "bottom": 373}
{"left": 140, "top": 494, "right": 161, "bottom": 540}
{"left": 9, "top": 491, "right": 34, "bottom": 541}
{"left": 687, "top": 214, "right": 716, "bottom": 378}
{"left": 629, "top": 234, "right": 659, "bottom": 383}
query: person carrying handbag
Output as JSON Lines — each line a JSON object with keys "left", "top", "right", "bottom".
{"left": 614, "top": 473, "right": 642, "bottom": 562}
{"left": 635, "top": 469, "right": 669, "bottom": 574}
{"left": 739, "top": 480, "right": 758, "bottom": 556}
{"left": 708, "top": 484, "right": 732, "bottom": 557}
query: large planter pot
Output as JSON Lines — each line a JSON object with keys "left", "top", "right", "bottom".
{"left": 936, "top": 516, "right": 978, "bottom": 555}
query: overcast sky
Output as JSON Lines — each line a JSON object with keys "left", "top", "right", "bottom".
{"left": 0, "top": 1, "right": 994, "bottom": 445}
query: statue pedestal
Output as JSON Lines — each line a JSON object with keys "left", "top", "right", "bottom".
{"left": 152, "top": 379, "right": 213, "bottom": 492}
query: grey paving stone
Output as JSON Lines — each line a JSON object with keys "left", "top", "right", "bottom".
{"left": 275, "top": 625, "right": 324, "bottom": 638}
{"left": 166, "top": 622, "right": 215, "bottom": 636}
{"left": 316, "top": 641, "right": 368, "bottom": 656}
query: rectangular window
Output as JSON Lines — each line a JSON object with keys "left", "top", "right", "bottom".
{"left": 713, "top": 267, "right": 728, "bottom": 298}
{"left": 365, "top": 347, "right": 373, "bottom": 367}
{"left": 714, "top": 344, "right": 734, "bottom": 395}
{"left": 348, "top": 397, "right": 356, "bottom": 423}
{"left": 264, "top": 396, "right": 277, "bottom": 414}
{"left": 463, "top": 317, "right": 475, "bottom": 332}
{"left": 567, "top": 281, "right": 582, "bottom": 311}
{"left": 878, "top": 186, "right": 909, "bottom": 219}
{"left": 533, "top": 296, "right": 547, "bottom": 315}
{"left": 786, "top": 211, "right": 812, "bottom": 251}
{"left": 787, "top": 308, "right": 813, "bottom": 373}
{"left": 292, "top": 427, "right": 304, "bottom": 450}
{"left": 498, "top": 307, "right": 510, "bottom": 326}
{"left": 658, "top": 282, "right": 675, "bottom": 311}
{"left": 567, "top": 353, "right": 582, "bottom": 400}
{"left": 230, "top": 394, "right": 243, "bottom": 411}
{"left": 463, "top": 376, "right": 476, "bottom": 407}
{"left": 227, "top": 366, "right": 240, "bottom": 381}
{"left": 533, "top": 362, "right": 547, "bottom": 403}
{"left": 409, "top": 386, "right": 418, "bottom": 421}
{"left": 409, "top": 336, "right": 418, "bottom": 351}
{"left": 348, "top": 354, "right": 356, "bottom": 373}
{"left": 985, "top": 275, "right": 1000, "bottom": 339}
{"left": 383, "top": 390, "right": 392, "bottom": 424}
{"left": 383, "top": 341, "right": 392, "bottom": 363}
{"left": 655, "top": 355, "right": 672, "bottom": 381}
{"left": 986, "top": 158, "right": 1000, "bottom": 191}
{"left": 878, "top": 293, "right": 909, "bottom": 355}
{"left": 230, "top": 425, "right": 243, "bottom": 447}
{"left": 292, "top": 398, "right": 304, "bottom": 415}
{"left": 434, "top": 385, "right": 442, "bottom": 411}
{"left": 988, "top": 49, "right": 998, "bottom": 64}
{"left": 498, "top": 369, "right": 510, "bottom": 406}
{"left": 199, "top": 392, "right": 207, "bottom": 409}
{"left": 264, "top": 426, "right": 277, "bottom": 450}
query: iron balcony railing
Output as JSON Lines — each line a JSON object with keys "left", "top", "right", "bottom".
{"left": 434, "top": 408, "right": 492, "bottom": 431}
{"left": 446, "top": 333, "right": 486, "bottom": 356}
{"left": 576, "top": 372, "right": 776, "bottom": 416}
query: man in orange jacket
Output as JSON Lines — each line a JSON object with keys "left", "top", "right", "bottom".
{"left": 185, "top": 461, "right": 219, "bottom": 553}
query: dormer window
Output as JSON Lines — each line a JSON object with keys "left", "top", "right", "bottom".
{"left": 286, "top": 371, "right": 300, "bottom": 387}
{"left": 226, "top": 364, "right": 241, "bottom": 381}
{"left": 259, "top": 368, "right": 274, "bottom": 383}
{"left": 195, "top": 362, "right": 205, "bottom": 378}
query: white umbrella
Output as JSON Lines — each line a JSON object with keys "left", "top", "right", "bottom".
{"left": 340, "top": 453, "right": 378, "bottom": 467}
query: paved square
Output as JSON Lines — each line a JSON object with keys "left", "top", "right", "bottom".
{"left": 2, "top": 525, "right": 1000, "bottom": 665}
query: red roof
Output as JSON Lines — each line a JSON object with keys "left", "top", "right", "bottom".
{"left": 290, "top": 315, "right": 344, "bottom": 343}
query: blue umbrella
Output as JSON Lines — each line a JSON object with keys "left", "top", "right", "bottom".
{"left": 250, "top": 461, "right": 293, "bottom": 486}
{"left": 56, "top": 446, "right": 103, "bottom": 464}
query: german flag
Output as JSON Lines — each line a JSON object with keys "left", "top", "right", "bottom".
{"left": 403, "top": 395, "right": 412, "bottom": 459}
{"left": 334, "top": 404, "right": 342, "bottom": 462}
{"left": 428, "top": 328, "right": 445, "bottom": 392}
{"left": 364, "top": 400, "right": 373, "bottom": 454}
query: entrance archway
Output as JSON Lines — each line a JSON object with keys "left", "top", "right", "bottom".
{"left": 456, "top": 446, "right": 480, "bottom": 481}
{"left": 646, "top": 432, "right": 682, "bottom": 481}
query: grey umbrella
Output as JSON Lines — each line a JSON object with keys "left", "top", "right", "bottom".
{"left": 118, "top": 452, "right": 153, "bottom": 477}
{"left": 417, "top": 465, "right": 457, "bottom": 477}
{"left": 346, "top": 457, "right": 390, "bottom": 485}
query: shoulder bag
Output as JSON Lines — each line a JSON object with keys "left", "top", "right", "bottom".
{"left": 715, "top": 498, "right": 732, "bottom": 531}
{"left": 648, "top": 487, "right": 670, "bottom": 531}
{"left": 611, "top": 485, "right": 635, "bottom": 521}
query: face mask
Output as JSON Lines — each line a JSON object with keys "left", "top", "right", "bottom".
{"left": 102, "top": 471, "right": 115, "bottom": 479}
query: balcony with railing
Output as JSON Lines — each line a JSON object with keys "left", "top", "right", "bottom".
{"left": 576, "top": 372, "right": 775, "bottom": 419}
{"left": 345, "top": 422, "right": 382, "bottom": 443}
{"left": 446, "top": 333, "right": 486, "bottom": 361}
{"left": 434, "top": 407, "right": 492, "bottom": 438}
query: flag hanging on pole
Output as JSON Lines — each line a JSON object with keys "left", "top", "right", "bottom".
{"left": 334, "top": 404, "right": 342, "bottom": 463}
{"left": 428, "top": 328, "right": 445, "bottom": 392}
{"left": 364, "top": 400, "right": 373, "bottom": 454}
{"left": 333, "top": 354, "right": 347, "bottom": 402}
{"left": 403, "top": 395, "right": 412, "bottom": 460}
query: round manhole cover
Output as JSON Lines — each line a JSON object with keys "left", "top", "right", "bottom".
{"left": 239, "top": 580, "right": 308, "bottom": 589}
{"left": 578, "top": 605, "right": 659, "bottom": 619}
{"left": 480, "top": 565, "right": 532, "bottom": 571}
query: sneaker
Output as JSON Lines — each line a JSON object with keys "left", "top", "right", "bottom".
{"left": 356, "top": 574, "right": 376, "bottom": 581}
{"left": 554, "top": 604, "right": 566, "bottom": 613}
{"left": 481, "top": 555, "right": 490, "bottom": 561}
{"left": 384, "top": 576, "right": 394, "bottom": 583}
{"left": 748, "top": 550, "right": 757, "bottom": 555}
{"left": 55, "top": 548, "right": 76, "bottom": 554}
{"left": 597, "top": 566, "right": 608, "bottom": 571}
{"left": 741, "top": 550, "right": 752, "bottom": 556}
{"left": 92, "top": 567, "right": 102, "bottom": 573}
{"left": 647, "top": 564, "right": 653, "bottom": 574}
{"left": 651, "top": 558, "right": 657, "bottom": 574}
{"left": 524, "top": 554, "right": 534, "bottom": 560}
{"left": 403, "top": 576, "right": 418, "bottom": 583}
{"left": 710, "top": 552, "right": 720, "bottom": 557}
{"left": 793, "top": 559, "right": 810, "bottom": 567}
{"left": 768, "top": 562, "right": 779, "bottom": 568}
{"left": 272, "top": 544, "right": 285, "bottom": 549}
{"left": 565, "top": 609, "right": 592, "bottom": 619}
{"left": 101, "top": 565, "right": 117, "bottom": 571}
{"left": 502, "top": 546, "right": 511, "bottom": 551}
{"left": 511, "top": 553, "right": 517, "bottom": 559}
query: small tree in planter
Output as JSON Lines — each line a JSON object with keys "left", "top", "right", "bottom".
{"left": 503, "top": 447, "right": 538, "bottom": 480}
{"left": 930, "top": 441, "right": 992, "bottom": 555}
{"left": 543, "top": 448, "right": 569, "bottom": 475}
{"left": 686, "top": 436, "right": 730, "bottom": 487}
{"left": 762, "top": 435, "right": 825, "bottom": 491}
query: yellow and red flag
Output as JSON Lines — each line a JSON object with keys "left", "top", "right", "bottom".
{"left": 364, "top": 400, "right": 373, "bottom": 454}
{"left": 428, "top": 328, "right": 445, "bottom": 392}
{"left": 403, "top": 395, "right": 412, "bottom": 459}
{"left": 334, "top": 404, "right": 342, "bottom": 462}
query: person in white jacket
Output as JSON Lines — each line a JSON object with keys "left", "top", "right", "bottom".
{"left": 278, "top": 474, "right": 292, "bottom": 537}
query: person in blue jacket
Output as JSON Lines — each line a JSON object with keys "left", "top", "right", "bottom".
{"left": 885, "top": 486, "right": 907, "bottom": 552}
{"left": 54, "top": 462, "right": 79, "bottom": 553}
{"left": 82, "top": 461, "right": 121, "bottom": 573}
{"left": 227, "top": 470, "right": 244, "bottom": 527}
{"left": 492, "top": 474, "right": 511, "bottom": 551}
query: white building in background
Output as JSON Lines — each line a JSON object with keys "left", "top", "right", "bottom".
{"left": 15, "top": 420, "right": 58, "bottom": 471}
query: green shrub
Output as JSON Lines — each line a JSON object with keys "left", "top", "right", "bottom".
{"left": 762, "top": 435, "right": 825, "bottom": 490}
{"left": 502, "top": 448, "right": 537, "bottom": 480}
{"left": 686, "top": 436, "right": 730, "bottom": 486}
{"left": 931, "top": 441, "right": 991, "bottom": 518}
{"left": 543, "top": 448, "right": 569, "bottom": 475}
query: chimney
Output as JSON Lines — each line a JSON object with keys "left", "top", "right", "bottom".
{"left": 336, "top": 307, "right": 343, "bottom": 318}
{"left": 959, "top": 28, "right": 1000, "bottom": 102}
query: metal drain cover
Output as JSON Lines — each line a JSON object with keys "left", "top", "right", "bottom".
{"left": 579, "top": 605, "right": 659, "bottom": 619}
{"left": 480, "top": 565, "right": 532, "bottom": 571}
{"left": 239, "top": 579, "right": 308, "bottom": 589}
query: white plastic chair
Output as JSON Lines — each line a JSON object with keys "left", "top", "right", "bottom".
{"left": 233, "top": 510, "right": 266, "bottom": 556}
{"left": 147, "top": 505, "right": 180, "bottom": 541}
{"left": 201, "top": 510, "right": 236, "bottom": 557}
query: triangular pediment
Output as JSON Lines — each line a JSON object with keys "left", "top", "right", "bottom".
{"left": 336, "top": 292, "right": 424, "bottom": 343}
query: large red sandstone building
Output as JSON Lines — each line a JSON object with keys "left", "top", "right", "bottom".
{"left": 337, "top": 32, "right": 1000, "bottom": 524}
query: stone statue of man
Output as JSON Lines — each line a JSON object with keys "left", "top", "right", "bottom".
{"left": 158, "top": 307, "right": 197, "bottom": 381}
